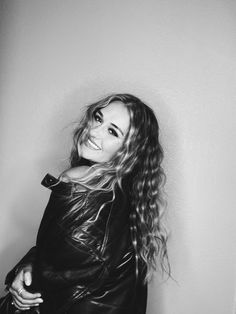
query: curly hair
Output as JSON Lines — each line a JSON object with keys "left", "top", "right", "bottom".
{"left": 68, "top": 93, "right": 169, "bottom": 282}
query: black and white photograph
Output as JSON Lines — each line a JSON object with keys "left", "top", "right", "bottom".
{"left": 0, "top": 1, "right": 235, "bottom": 313}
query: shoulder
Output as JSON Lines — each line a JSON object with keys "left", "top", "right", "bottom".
{"left": 60, "top": 166, "right": 91, "bottom": 182}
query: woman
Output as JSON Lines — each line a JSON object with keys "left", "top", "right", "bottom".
{"left": 5, "top": 93, "right": 169, "bottom": 313}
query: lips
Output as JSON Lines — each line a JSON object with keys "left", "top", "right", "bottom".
{"left": 86, "top": 137, "right": 101, "bottom": 150}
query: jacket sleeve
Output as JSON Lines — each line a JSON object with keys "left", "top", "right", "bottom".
{"left": 39, "top": 234, "right": 109, "bottom": 301}
{"left": 54, "top": 189, "right": 128, "bottom": 305}
{"left": 4, "top": 246, "right": 36, "bottom": 287}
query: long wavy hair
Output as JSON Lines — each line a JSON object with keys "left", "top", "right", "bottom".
{"left": 67, "top": 93, "right": 169, "bottom": 282}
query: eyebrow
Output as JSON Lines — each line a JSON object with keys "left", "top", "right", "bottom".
{"left": 97, "top": 109, "right": 124, "bottom": 136}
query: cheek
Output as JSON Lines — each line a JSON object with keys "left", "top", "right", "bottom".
{"left": 104, "top": 139, "right": 124, "bottom": 156}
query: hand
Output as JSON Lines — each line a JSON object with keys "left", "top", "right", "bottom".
{"left": 9, "top": 264, "right": 43, "bottom": 311}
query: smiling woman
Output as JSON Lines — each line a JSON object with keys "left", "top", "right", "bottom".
{"left": 79, "top": 102, "right": 130, "bottom": 163}
{"left": 4, "top": 94, "right": 169, "bottom": 314}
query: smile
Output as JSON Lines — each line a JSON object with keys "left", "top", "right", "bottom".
{"left": 86, "top": 138, "right": 101, "bottom": 150}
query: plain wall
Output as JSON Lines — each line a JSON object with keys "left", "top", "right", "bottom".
{"left": 0, "top": 1, "right": 236, "bottom": 313}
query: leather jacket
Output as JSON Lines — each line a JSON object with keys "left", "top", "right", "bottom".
{"left": 5, "top": 174, "right": 147, "bottom": 313}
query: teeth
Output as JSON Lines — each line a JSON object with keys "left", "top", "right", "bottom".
{"left": 87, "top": 138, "right": 101, "bottom": 150}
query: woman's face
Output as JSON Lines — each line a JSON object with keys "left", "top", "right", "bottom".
{"left": 79, "top": 101, "right": 130, "bottom": 163}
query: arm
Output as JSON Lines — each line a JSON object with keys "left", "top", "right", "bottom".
{"left": 36, "top": 232, "right": 109, "bottom": 303}
{"left": 7, "top": 169, "right": 111, "bottom": 312}
{"left": 33, "top": 194, "right": 113, "bottom": 311}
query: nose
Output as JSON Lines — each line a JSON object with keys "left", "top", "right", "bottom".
{"left": 90, "top": 124, "right": 105, "bottom": 139}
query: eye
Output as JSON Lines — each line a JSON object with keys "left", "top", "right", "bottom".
{"left": 108, "top": 128, "right": 118, "bottom": 137}
{"left": 93, "top": 112, "right": 102, "bottom": 123}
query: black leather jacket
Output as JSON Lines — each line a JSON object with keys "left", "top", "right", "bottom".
{"left": 6, "top": 174, "right": 147, "bottom": 313}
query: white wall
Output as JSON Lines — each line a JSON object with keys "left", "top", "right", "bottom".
{"left": 0, "top": 1, "right": 235, "bottom": 313}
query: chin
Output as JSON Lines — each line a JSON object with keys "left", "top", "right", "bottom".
{"left": 80, "top": 145, "right": 104, "bottom": 164}
{"left": 80, "top": 152, "right": 101, "bottom": 164}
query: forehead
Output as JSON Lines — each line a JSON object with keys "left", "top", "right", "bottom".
{"left": 100, "top": 101, "right": 130, "bottom": 134}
